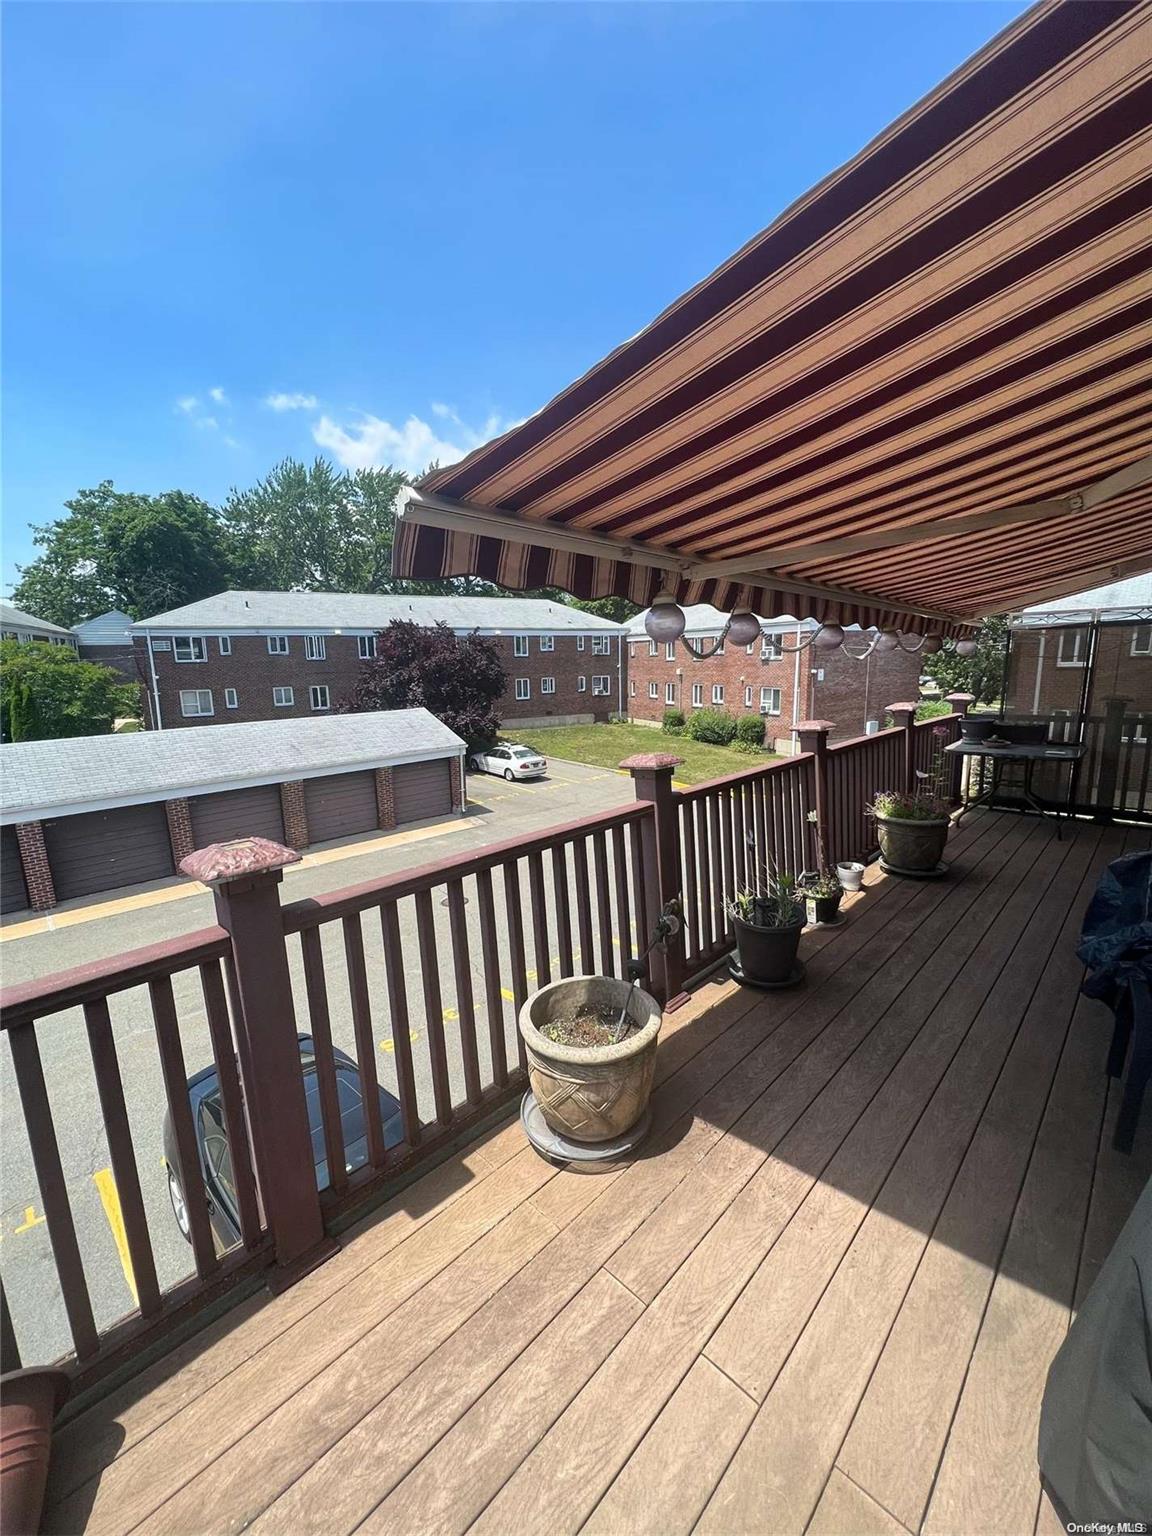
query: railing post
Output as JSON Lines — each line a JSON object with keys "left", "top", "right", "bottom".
{"left": 945, "top": 693, "right": 975, "bottom": 801}
{"left": 794, "top": 720, "right": 833, "bottom": 868}
{"left": 620, "top": 753, "right": 687, "bottom": 1011}
{"left": 181, "top": 837, "right": 336, "bottom": 1286}
{"left": 886, "top": 702, "right": 918, "bottom": 794}
{"left": 1093, "top": 695, "right": 1130, "bottom": 822}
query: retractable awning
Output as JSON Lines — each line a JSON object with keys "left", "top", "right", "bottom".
{"left": 394, "top": 0, "right": 1152, "bottom": 636}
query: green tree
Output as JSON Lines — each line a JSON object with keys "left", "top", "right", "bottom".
{"left": 0, "top": 641, "right": 138, "bottom": 741}
{"left": 12, "top": 482, "right": 232, "bottom": 625}
{"left": 922, "top": 615, "right": 1009, "bottom": 708}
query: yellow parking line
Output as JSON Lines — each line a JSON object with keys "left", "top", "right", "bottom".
{"left": 92, "top": 1168, "right": 137, "bottom": 1308}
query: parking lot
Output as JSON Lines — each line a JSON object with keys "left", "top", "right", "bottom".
{"left": 0, "top": 758, "right": 637, "bottom": 1365}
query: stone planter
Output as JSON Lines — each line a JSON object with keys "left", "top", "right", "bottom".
{"left": 519, "top": 976, "right": 662, "bottom": 1143}
{"left": 874, "top": 812, "right": 950, "bottom": 874}
{"left": 836, "top": 861, "right": 865, "bottom": 893}
{"left": 0, "top": 1367, "right": 70, "bottom": 1536}
{"left": 732, "top": 911, "right": 804, "bottom": 984}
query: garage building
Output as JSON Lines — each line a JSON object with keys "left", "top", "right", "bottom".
{"left": 0, "top": 709, "right": 466, "bottom": 914}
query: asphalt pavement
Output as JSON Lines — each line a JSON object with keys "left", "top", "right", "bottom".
{"left": 0, "top": 759, "right": 638, "bottom": 1366}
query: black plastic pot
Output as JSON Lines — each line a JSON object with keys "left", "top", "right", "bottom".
{"left": 958, "top": 716, "right": 997, "bottom": 742}
{"left": 732, "top": 911, "right": 804, "bottom": 984}
{"left": 805, "top": 890, "right": 843, "bottom": 925}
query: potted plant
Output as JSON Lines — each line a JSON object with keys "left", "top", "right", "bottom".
{"left": 519, "top": 974, "right": 662, "bottom": 1144}
{"left": 836, "top": 860, "right": 866, "bottom": 893}
{"left": 727, "top": 856, "right": 806, "bottom": 987}
{"left": 801, "top": 870, "right": 843, "bottom": 924}
{"left": 867, "top": 722, "right": 955, "bottom": 875}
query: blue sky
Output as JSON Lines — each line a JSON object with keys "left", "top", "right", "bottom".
{"left": 2, "top": 0, "right": 1029, "bottom": 593}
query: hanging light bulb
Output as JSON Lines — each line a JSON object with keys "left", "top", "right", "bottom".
{"left": 955, "top": 637, "right": 978, "bottom": 657}
{"left": 644, "top": 594, "right": 686, "bottom": 644}
{"left": 875, "top": 628, "right": 902, "bottom": 650}
{"left": 726, "top": 608, "right": 762, "bottom": 648}
{"left": 813, "top": 623, "right": 845, "bottom": 650}
{"left": 920, "top": 634, "right": 944, "bottom": 654}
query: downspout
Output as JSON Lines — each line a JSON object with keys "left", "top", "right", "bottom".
{"left": 1031, "top": 631, "right": 1046, "bottom": 716}
{"left": 146, "top": 634, "right": 163, "bottom": 731}
{"left": 617, "top": 633, "right": 623, "bottom": 719}
{"left": 792, "top": 629, "right": 803, "bottom": 751}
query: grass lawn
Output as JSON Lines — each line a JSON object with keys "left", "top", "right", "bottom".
{"left": 514, "top": 722, "right": 778, "bottom": 786}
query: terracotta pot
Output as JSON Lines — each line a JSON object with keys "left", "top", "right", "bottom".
{"left": 836, "top": 861, "right": 865, "bottom": 893}
{"left": 519, "top": 976, "right": 662, "bottom": 1143}
{"left": 1, "top": 1368, "right": 70, "bottom": 1536}
{"left": 874, "top": 812, "right": 950, "bottom": 873}
{"left": 733, "top": 911, "right": 804, "bottom": 984}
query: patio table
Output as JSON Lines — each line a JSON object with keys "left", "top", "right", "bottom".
{"left": 944, "top": 738, "right": 1086, "bottom": 840}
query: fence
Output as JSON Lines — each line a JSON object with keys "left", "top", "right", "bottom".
{"left": 0, "top": 702, "right": 969, "bottom": 1390}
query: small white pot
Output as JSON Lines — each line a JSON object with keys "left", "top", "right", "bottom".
{"left": 836, "top": 861, "right": 866, "bottom": 893}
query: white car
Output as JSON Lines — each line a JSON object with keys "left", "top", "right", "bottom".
{"left": 468, "top": 743, "right": 548, "bottom": 781}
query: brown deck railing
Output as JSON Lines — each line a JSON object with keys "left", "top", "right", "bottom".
{"left": 0, "top": 702, "right": 975, "bottom": 1391}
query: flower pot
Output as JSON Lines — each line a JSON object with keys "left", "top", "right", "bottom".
{"left": 732, "top": 911, "right": 804, "bottom": 985}
{"left": 958, "top": 715, "right": 997, "bottom": 742}
{"left": 836, "top": 861, "right": 865, "bottom": 893}
{"left": 805, "top": 890, "right": 843, "bottom": 925}
{"left": 874, "top": 812, "right": 950, "bottom": 874}
{"left": 1, "top": 1367, "right": 70, "bottom": 1536}
{"left": 519, "top": 975, "right": 662, "bottom": 1143}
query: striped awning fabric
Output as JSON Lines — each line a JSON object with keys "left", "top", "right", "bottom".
{"left": 396, "top": 0, "right": 1152, "bottom": 635}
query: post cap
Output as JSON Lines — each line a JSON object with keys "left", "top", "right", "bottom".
{"left": 793, "top": 719, "right": 834, "bottom": 734}
{"left": 944, "top": 692, "right": 976, "bottom": 703}
{"left": 885, "top": 701, "right": 919, "bottom": 714}
{"left": 618, "top": 753, "right": 682, "bottom": 772}
{"left": 180, "top": 837, "right": 302, "bottom": 885}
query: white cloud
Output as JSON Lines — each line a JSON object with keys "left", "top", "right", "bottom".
{"left": 313, "top": 407, "right": 519, "bottom": 475}
{"left": 176, "top": 395, "right": 200, "bottom": 415}
{"left": 264, "top": 391, "right": 318, "bottom": 412}
{"left": 208, "top": 386, "right": 229, "bottom": 405}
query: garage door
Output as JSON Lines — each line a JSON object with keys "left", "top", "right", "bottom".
{"left": 1, "top": 826, "right": 28, "bottom": 914}
{"left": 393, "top": 759, "right": 453, "bottom": 825}
{"left": 304, "top": 771, "right": 379, "bottom": 844}
{"left": 42, "top": 802, "right": 174, "bottom": 902}
{"left": 189, "top": 784, "right": 285, "bottom": 849}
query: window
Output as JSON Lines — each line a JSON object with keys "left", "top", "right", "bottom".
{"left": 513, "top": 635, "right": 529, "bottom": 658}
{"left": 712, "top": 683, "right": 725, "bottom": 705}
{"left": 760, "top": 686, "right": 782, "bottom": 716}
{"left": 761, "top": 635, "right": 784, "bottom": 661}
{"left": 628, "top": 680, "right": 635, "bottom": 697}
{"left": 267, "top": 635, "right": 289, "bottom": 656}
{"left": 218, "top": 636, "right": 232, "bottom": 656}
{"left": 591, "top": 675, "right": 611, "bottom": 695}
{"left": 746, "top": 642, "right": 755, "bottom": 656}
{"left": 541, "top": 677, "right": 556, "bottom": 694}
{"left": 665, "top": 641, "right": 676, "bottom": 661}
{"left": 539, "top": 635, "right": 554, "bottom": 653}
{"left": 580, "top": 676, "right": 588, "bottom": 693}
{"left": 173, "top": 636, "right": 206, "bottom": 663}
{"left": 744, "top": 685, "right": 753, "bottom": 708}
{"left": 1132, "top": 625, "right": 1152, "bottom": 657}
{"left": 357, "top": 634, "right": 376, "bottom": 660}
{"left": 305, "top": 634, "right": 326, "bottom": 661}
{"left": 592, "top": 635, "right": 611, "bottom": 655}
{"left": 224, "top": 688, "right": 238, "bottom": 709}
{"left": 179, "top": 689, "right": 213, "bottom": 717}
{"left": 515, "top": 677, "right": 530, "bottom": 701}
{"left": 692, "top": 683, "right": 704, "bottom": 707}
{"left": 714, "top": 641, "right": 725, "bottom": 656}
{"left": 665, "top": 682, "right": 676, "bottom": 704}
{"left": 273, "top": 686, "right": 294, "bottom": 707}
{"left": 649, "top": 640, "right": 658, "bottom": 657}
{"left": 1056, "top": 628, "right": 1087, "bottom": 667}
{"left": 648, "top": 682, "right": 659, "bottom": 699}
{"left": 309, "top": 685, "right": 330, "bottom": 710}
{"left": 577, "top": 636, "right": 586, "bottom": 652}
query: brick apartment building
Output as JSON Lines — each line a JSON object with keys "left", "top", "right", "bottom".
{"left": 130, "top": 592, "right": 627, "bottom": 732}
{"left": 624, "top": 605, "right": 923, "bottom": 748}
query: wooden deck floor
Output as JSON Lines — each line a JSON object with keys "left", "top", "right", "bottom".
{"left": 45, "top": 810, "right": 1152, "bottom": 1536}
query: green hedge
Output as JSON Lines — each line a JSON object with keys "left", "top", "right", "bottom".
{"left": 685, "top": 709, "right": 737, "bottom": 744}
{"left": 662, "top": 708, "right": 685, "bottom": 734}
{"left": 735, "top": 713, "right": 766, "bottom": 747}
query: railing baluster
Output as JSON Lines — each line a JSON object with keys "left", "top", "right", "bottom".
{"left": 696, "top": 794, "right": 714, "bottom": 952}
{"left": 149, "top": 977, "right": 219, "bottom": 1283}
{"left": 341, "top": 915, "right": 386, "bottom": 1168}
{"left": 590, "top": 831, "right": 613, "bottom": 977}
{"left": 379, "top": 900, "right": 422, "bottom": 1146}
{"left": 84, "top": 998, "right": 162, "bottom": 1314}
{"left": 414, "top": 889, "right": 453, "bottom": 1126}
{"left": 708, "top": 790, "right": 723, "bottom": 935}
{"left": 527, "top": 850, "right": 551, "bottom": 987}
{"left": 199, "top": 960, "right": 262, "bottom": 1243}
{"left": 680, "top": 801, "right": 699, "bottom": 966}
{"left": 298, "top": 931, "right": 348, "bottom": 1195}
{"left": 733, "top": 780, "right": 748, "bottom": 893}
{"left": 551, "top": 843, "right": 574, "bottom": 975}
{"left": 571, "top": 837, "right": 594, "bottom": 974}
{"left": 629, "top": 818, "right": 650, "bottom": 956}
{"left": 0, "top": 1282, "right": 20, "bottom": 1375}
{"left": 474, "top": 870, "right": 508, "bottom": 1089}
{"left": 7, "top": 1022, "right": 100, "bottom": 1358}
{"left": 447, "top": 879, "right": 482, "bottom": 1107}
{"left": 502, "top": 862, "right": 529, "bottom": 1072}
{"left": 611, "top": 823, "right": 633, "bottom": 974}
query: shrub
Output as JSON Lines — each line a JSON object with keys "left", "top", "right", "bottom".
{"left": 735, "top": 714, "right": 766, "bottom": 748}
{"left": 685, "top": 709, "right": 737, "bottom": 745}
{"left": 662, "top": 708, "right": 685, "bottom": 735}
{"left": 915, "top": 698, "right": 952, "bottom": 721}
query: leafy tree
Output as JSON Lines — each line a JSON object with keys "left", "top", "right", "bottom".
{"left": 922, "top": 615, "right": 1010, "bottom": 708}
{"left": 12, "top": 483, "right": 231, "bottom": 625}
{"left": 0, "top": 641, "right": 138, "bottom": 741}
{"left": 339, "top": 621, "right": 506, "bottom": 747}
{"left": 565, "top": 595, "right": 641, "bottom": 624}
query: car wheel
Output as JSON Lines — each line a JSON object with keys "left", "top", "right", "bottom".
{"left": 167, "top": 1168, "right": 191, "bottom": 1242}
{"left": 504, "top": 769, "right": 515, "bottom": 781}
{"left": 467, "top": 757, "right": 478, "bottom": 772}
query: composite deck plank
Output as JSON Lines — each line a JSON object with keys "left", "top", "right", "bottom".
{"left": 807, "top": 1469, "right": 911, "bottom": 1536}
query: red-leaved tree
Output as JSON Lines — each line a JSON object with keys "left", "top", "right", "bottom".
{"left": 340, "top": 621, "right": 506, "bottom": 747}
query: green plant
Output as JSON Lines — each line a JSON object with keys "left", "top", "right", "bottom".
{"left": 728, "top": 842, "right": 804, "bottom": 928}
{"left": 867, "top": 789, "right": 950, "bottom": 820}
{"left": 800, "top": 871, "right": 842, "bottom": 898}
{"left": 735, "top": 714, "right": 766, "bottom": 747}
{"left": 915, "top": 698, "right": 952, "bottom": 720}
{"left": 662, "top": 708, "right": 685, "bottom": 735}
{"left": 685, "top": 708, "right": 737, "bottom": 745}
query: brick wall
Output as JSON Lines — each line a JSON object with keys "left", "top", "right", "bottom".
{"left": 809, "top": 643, "right": 923, "bottom": 742}
{"left": 449, "top": 757, "right": 464, "bottom": 812}
{"left": 374, "top": 767, "right": 397, "bottom": 831}
{"left": 165, "top": 798, "right": 195, "bottom": 864}
{"left": 279, "top": 781, "right": 309, "bottom": 850}
{"left": 1005, "top": 624, "right": 1152, "bottom": 718}
{"left": 77, "top": 643, "right": 140, "bottom": 683}
{"left": 135, "top": 629, "right": 626, "bottom": 730}
{"left": 15, "top": 822, "right": 55, "bottom": 911}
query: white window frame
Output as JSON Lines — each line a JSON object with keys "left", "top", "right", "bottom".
{"left": 579, "top": 676, "right": 588, "bottom": 693}
{"left": 1056, "top": 629, "right": 1087, "bottom": 667}
{"left": 714, "top": 640, "right": 725, "bottom": 656}
{"left": 179, "top": 688, "right": 213, "bottom": 717}
{"left": 1131, "top": 625, "right": 1152, "bottom": 657}
{"left": 712, "top": 683, "right": 725, "bottom": 705}
{"left": 267, "top": 635, "right": 290, "bottom": 656}
{"left": 592, "top": 635, "right": 611, "bottom": 656}
{"left": 218, "top": 636, "right": 232, "bottom": 656}
{"left": 541, "top": 676, "right": 556, "bottom": 694}
{"left": 513, "top": 635, "right": 529, "bottom": 658}
{"left": 744, "top": 685, "right": 753, "bottom": 708}
{"left": 648, "top": 640, "right": 658, "bottom": 657}
{"left": 628, "top": 680, "right": 635, "bottom": 697}
{"left": 273, "top": 686, "right": 294, "bottom": 707}
{"left": 691, "top": 683, "right": 704, "bottom": 708}
{"left": 305, "top": 634, "right": 326, "bottom": 661}
{"left": 665, "top": 641, "right": 676, "bottom": 661}
{"left": 665, "top": 681, "right": 676, "bottom": 705}
{"left": 577, "top": 636, "right": 586, "bottom": 652}
{"left": 539, "top": 635, "right": 554, "bottom": 653}
{"left": 357, "top": 634, "right": 376, "bottom": 660}
{"left": 224, "top": 687, "right": 238, "bottom": 709}
{"left": 309, "top": 685, "right": 331, "bottom": 711}
{"left": 591, "top": 675, "right": 611, "bottom": 695}
{"left": 760, "top": 686, "right": 782, "bottom": 716}
{"left": 515, "top": 677, "right": 530, "bottom": 701}
{"left": 761, "top": 635, "right": 784, "bottom": 661}
{"left": 173, "top": 636, "right": 206, "bottom": 664}
{"left": 648, "top": 681, "right": 659, "bottom": 699}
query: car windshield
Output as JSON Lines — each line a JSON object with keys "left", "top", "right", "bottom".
{"left": 512, "top": 747, "right": 537, "bottom": 758}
